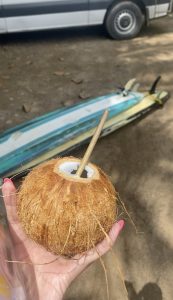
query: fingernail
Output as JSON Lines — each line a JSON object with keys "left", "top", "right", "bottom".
{"left": 117, "top": 220, "right": 125, "bottom": 230}
{"left": 3, "top": 178, "right": 12, "bottom": 184}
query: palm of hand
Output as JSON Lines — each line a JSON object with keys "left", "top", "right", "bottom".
{"left": 2, "top": 180, "right": 123, "bottom": 300}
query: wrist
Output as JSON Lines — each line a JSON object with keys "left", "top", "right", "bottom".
{"left": 11, "top": 283, "right": 65, "bottom": 300}
{"left": 11, "top": 286, "right": 64, "bottom": 300}
{"left": 11, "top": 286, "right": 26, "bottom": 300}
{"left": 36, "top": 279, "right": 67, "bottom": 300}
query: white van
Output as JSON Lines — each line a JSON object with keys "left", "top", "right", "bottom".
{"left": 0, "top": 0, "right": 171, "bottom": 39}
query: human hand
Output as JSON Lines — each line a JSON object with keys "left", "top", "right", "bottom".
{"left": 1, "top": 178, "right": 124, "bottom": 300}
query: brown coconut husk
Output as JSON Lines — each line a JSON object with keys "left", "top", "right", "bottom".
{"left": 17, "top": 156, "right": 117, "bottom": 257}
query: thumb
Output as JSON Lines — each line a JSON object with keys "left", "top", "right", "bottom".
{"left": 85, "top": 220, "right": 124, "bottom": 264}
{"left": 2, "top": 178, "right": 19, "bottom": 225}
{"left": 2, "top": 178, "right": 28, "bottom": 245}
{"left": 72, "top": 220, "right": 124, "bottom": 276}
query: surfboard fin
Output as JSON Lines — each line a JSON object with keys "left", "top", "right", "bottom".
{"left": 123, "top": 78, "right": 137, "bottom": 96}
{"left": 131, "top": 83, "right": 140, "bottom": 93}
{"left": 155, "top": 91, "right": 169, "bottom": 105}
{"left": 149, "top": 76, "right": 161, "bottom": 94}
{"left": 117, "top": 78, "right": 138, "bottom": 96}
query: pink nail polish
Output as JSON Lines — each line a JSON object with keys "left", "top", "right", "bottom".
{"left": 117, "top": 220, "right": 125, "bottom": 230}
{"left": 3, "top": 178, "right": 12, "bottom": 184}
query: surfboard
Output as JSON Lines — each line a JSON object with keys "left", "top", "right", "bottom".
{"left": 0, "top": 79, "right": 168, "bottom": 179}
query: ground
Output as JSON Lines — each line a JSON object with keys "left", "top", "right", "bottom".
{"left": 1, "top": 15, "right": 173, "bottom": 300}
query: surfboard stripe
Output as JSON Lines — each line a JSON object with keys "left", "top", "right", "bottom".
{"left": 0, "top": 86, "right": 168, "bottom": 178}
{"left": 0, "top": 92, "right": 142, "bottom": 157}
{"left": 3, "top": 92, "right": 163, "bottom": 178}
{"left": 0, "top": 94, "right": 143, "bottom": 176}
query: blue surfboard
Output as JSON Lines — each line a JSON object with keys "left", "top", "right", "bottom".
{"left": 0, "top": 78, "right": 168, "bottom": 179}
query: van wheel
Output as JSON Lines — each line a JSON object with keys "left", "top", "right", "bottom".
{"left": 105, "top": 1, "right": 145, "bottom": 40}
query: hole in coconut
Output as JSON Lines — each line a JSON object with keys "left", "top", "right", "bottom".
{"left": 58, "top": 161, "right": 94, "bottom": 179}
{"left": 71, "top": 169, "right": 88, "bottom": 178}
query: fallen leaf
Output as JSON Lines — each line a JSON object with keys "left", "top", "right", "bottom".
{"left": 53, "top": 71, "right": 65, "bottom": 76}
{"left": 22, "top": 103, "right": 32, "bottom": 113}
{"left": 1, "top": 75, "right": 10, "bottom": 80}
{"left": 26, "top": 60, "right": 33, "bottom": 65}
{"left": 71, "top": 76, "right": 84, "bottom": 84}
{"left": 63, "top": 100, "right": 74, "bottom": 107}
{"left": 79, "top": 91, "right": 91, "bottom": 100}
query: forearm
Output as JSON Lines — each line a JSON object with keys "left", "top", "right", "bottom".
{"left": 11, "top": 285, "right": 64, "bottom": 300}
{"left": 11, "top": 286, "right": 26, "bottom": 300}
{"left": 10, "top": 264, "right": 67, "bottom": 300}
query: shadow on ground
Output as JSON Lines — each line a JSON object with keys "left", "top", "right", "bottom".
{"left": 126, "top": 281, "right": 162, "bottom": 300}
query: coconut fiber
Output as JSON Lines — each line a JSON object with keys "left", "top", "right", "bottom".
{"left": 17, "top": 157, "right": 117, "bottom": 257}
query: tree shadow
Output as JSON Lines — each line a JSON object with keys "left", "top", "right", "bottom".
{"left": 126, "top": 281, "right": 163, "bottom": 300}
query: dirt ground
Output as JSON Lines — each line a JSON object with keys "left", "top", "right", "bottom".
{"left": 1, "top": 15, "right": 173, "bottom": 300}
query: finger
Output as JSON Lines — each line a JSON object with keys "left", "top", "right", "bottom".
{"left": 75, "top": 220, "right": 124, "bottom": 270}
{"left": 2, "top": 179, "right": 29, "bottom": 246}
{"left": 0, "top": 224, "right": 16, "bottom": 285}
{"left": 95, "top": 220, "right": 124, "bottom": 258}
{"left": 2, "top": 178, "right": 19, "bottom": 225}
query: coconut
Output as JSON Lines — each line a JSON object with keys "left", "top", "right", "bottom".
{"left": 17, "top": 156, "right": 117, "bottom": 257}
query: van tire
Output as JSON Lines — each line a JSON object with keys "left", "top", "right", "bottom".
{"left": 105, "top": 1, "right": 145, "bottom": 40}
